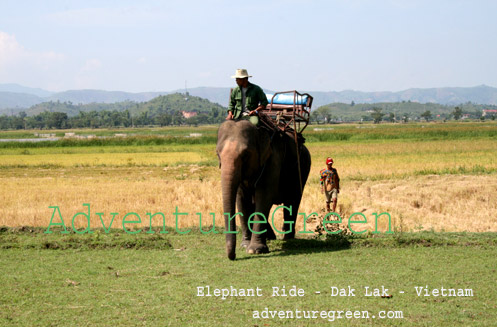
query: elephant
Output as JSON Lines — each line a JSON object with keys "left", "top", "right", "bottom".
{"left": 216, "top": 119, "right": 311, "bottom": 260}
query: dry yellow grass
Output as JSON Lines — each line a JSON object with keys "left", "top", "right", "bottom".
{"left": 308, "top": 139, "right": 497, "bottom": 180}
{"left": 1, "top": 166, "right": 496, "bottom": 233}
{"left": 1, "top": 136, "right": 496, "bottom": 233}
{"left": 0, "top": 152, "right": 205, "bottom": 167}
{"left": 0, "top": 167, "right": 222, "bottom": 230}
{"left": 297, "top": 174, "right": 497, "bottom": 233}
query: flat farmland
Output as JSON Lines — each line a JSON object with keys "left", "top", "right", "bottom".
{"left": 2, "top": 122, "right": 497, "bottom": 326}
{"left": 1, "top": 122, "right": 496, "bottom": 233}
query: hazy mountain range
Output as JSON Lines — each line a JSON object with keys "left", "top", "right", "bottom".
{"left": 1, "top": 83, "right": 497, "bottom": 114}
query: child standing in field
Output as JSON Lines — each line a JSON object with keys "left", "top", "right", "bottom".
{"left": 320, "top": 157, "right": 340, "bottom": 212}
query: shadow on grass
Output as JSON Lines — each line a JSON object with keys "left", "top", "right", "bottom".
{"left": 234, "top": 235, "right": 353, "bottom": 261}
{"left": 279, "top": 236, "right": 351, "bottom": 253}
{"left": 234, "top": 231, "right": 497, "bottom": 261}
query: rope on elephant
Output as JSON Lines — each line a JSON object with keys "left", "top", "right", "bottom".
{"left": 257, "top": 112, "right": 280, "bottom": 133}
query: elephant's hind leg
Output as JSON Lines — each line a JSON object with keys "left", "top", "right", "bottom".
{"left": 266, "top": 222, "right": 277, "bottom": 240}
{"left": 281, "top": 198, "right": 302, "bottom": 240}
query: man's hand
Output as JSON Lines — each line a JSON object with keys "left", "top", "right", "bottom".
{"left": 250, "top": 105, "right": 265, "bottom": 115}
{"left": 321, "top": 187, "right": 324, "bottom": 194}
{"left": 226, "top": 111, "right": 234, "bottom": 120}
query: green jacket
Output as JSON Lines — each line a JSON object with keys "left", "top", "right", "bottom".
{"left": 228, "top": 82, "right": 268, "bottom": 119}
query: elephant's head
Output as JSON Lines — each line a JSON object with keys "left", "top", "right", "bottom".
{"left": 216, "top": 120, "right": 271, "bottom": 260}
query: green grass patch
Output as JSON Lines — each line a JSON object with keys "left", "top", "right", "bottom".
{"left": 346, "top": 165, "right": 497, "bottom": 181}
{"left": 0, "top": 135, "right": 218, "bottom": 148}
{"left": 0, "top": 126, "right": 219, "bottom": 138}
{"left": 1, "top": 227, "right": 496, "bottom": 326}
{"left": 2, "top": 122, "right": 497, "bottom": 149}
{"left": 0, "top": 227, "right": 173, "bottom": 250}
{"left": 305, "top": 122, "right": 497, "bottom": 142}
{"left": 2, "top": 226, "right": 495, "bottom": 250}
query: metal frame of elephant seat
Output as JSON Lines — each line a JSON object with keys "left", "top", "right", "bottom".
{"left": 257, "top": 90, "right": 313, "bottom": 196}
{"left": 260, "top": 90, "right": 313, "bottom": 134}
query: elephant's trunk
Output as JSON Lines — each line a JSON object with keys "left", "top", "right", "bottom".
{"left": 220, "top": 152, "right": 241, "bottom": 260}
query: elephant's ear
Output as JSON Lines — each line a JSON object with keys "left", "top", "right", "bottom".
{"left": 258, "top": 131, "right": 272, "bottom": 167}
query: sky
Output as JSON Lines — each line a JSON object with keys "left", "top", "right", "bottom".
{"left": 0, "top": 0, "right": 496, "bottom": 93}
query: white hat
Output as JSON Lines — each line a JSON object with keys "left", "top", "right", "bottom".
{"left": 231, "top": 69, "right": 252, "bottom": 78}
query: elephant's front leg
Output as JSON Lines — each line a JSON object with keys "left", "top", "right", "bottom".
{"left": 237, "top": 187, "right": 254, "bottom": 249}
{"left": 246, "top": 195, "right": 272, "bottom": 255}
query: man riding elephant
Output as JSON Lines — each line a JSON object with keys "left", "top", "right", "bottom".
{"left": 226, "top": 69, "right": 268, "bottom": 126}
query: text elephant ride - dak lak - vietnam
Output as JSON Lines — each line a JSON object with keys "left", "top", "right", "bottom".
{"left": 216, "top": 91, "right": 313, "bottom": 260}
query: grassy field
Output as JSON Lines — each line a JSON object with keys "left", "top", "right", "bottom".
{"left": 1, "top": 121, "right": 496, "bottom": 325}
{"left": 1, "top": 229, "right": 496, "bottom": 326}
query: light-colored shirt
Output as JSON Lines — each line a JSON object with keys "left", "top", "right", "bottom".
{"left": 241, "top": 87, "right": 248, "bottom": 114}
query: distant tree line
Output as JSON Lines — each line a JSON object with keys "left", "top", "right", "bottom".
{"left": 0, "top": 108, "right": 226, "bottom": 130}
{"left": 3, "top": 95, "right": 497, "bottom": 130}
{"left": 311, "top": 101, "right": 497, "bottom": 123}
